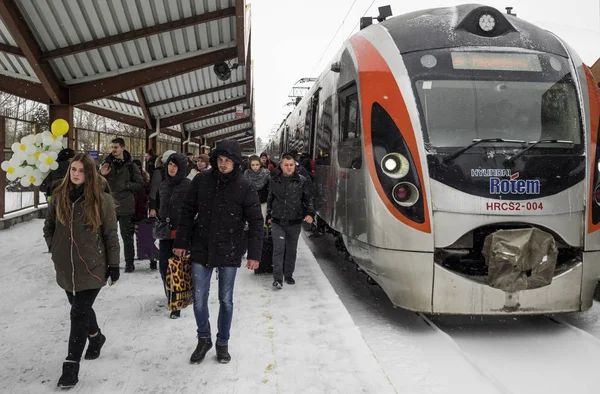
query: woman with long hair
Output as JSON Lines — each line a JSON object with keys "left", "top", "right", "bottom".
{"left": 43, "top": 153, "right": 120, "bottom": 389}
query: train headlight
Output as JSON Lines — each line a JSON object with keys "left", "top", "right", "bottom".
{"left": 392, "top": 182, "right": 420, "bottom": 207}
{"left": 478, "top": 13, "right": 496, "bottom": 32}
{"left": 381, "top": 153, "right": 409, "bottom": 178}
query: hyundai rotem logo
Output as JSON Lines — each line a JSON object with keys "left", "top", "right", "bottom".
{"left": 489, "top": 172, "right": 540, "bottom": 195}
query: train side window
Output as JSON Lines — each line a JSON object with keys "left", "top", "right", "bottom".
{"left": 338, "top": 85, "right": 362, "bottom": 169}
{"left": 316, "top": 96, "right": 333, "bottom": 165}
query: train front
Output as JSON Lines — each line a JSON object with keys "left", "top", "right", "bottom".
{"left": 354, "top": 5, "right": 600, "bottom": 314}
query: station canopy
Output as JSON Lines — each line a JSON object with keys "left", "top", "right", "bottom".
{"left": 0, "top": 0, "right": 253, "bottom": 146}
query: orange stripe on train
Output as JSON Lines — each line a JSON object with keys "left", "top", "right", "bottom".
{"left": 350, "top": 35, "right": 431, "bottom": 233}
{"left": 585, "top": 66, "right": 600, "bottom": 234}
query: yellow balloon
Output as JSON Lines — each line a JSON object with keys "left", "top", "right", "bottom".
{"left": 51, "top": 119, "right": 69, "bottom": 137}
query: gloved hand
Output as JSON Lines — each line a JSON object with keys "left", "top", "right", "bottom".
{"left": 106, "top": 266, "right": 120, "bottom": 284}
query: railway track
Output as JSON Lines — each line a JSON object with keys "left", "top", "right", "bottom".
{"left": 417, "top": 312, "right": 600, "bottom": 394}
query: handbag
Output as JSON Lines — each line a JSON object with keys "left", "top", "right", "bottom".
{"left": 153, "top": 218, "right": 172, "bottom": 240}
{"left": 166, "top": 254, "right": 193, "bottom": 312}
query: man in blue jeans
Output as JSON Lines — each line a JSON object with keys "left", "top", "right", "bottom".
{"left": 173, "top": 140, "right": 263, "bottom": 364}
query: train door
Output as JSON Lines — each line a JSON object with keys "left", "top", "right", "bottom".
{"left": 336, "top": 84, "right": 360, "bottom": 234}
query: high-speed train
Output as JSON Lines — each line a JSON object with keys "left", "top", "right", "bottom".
{"left": 265, "top": 4, "right": 600, "bottom": 314}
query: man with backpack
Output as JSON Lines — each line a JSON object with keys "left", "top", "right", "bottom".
{"left": 100, "top": 137, "right": 145, "bottom": 272}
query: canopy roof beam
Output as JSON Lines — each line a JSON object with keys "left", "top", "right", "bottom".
{"left": 210, "top": 127, "right": 253, "bottom": 142}
{"left": 40, "top": 7, "right": 237, "bottom": 62}
{"left": 0, "top": 0, "right": 67, "bottom": 103}
{"left": 190, "top": 116, "right": 251, "bottom": 136}
{"left": 69, "top": 47, "right": 237, "bottom": 105}
{"left": 161, "top": 96, "right": 247, "bottom": 128}
{"left": 135, "top": 88, "right": 154, "bottom": 129}
{"left": 77, "top": 104, "right": 147, "bottom": 129}
{"left": 236, "top": 0, "right": 246, "bottom": 66}
{"left": 149, "top": 80, "right": 246, "bottom": 108}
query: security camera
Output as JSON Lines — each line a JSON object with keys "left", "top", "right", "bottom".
{"left": 213, "top": 61, "right": 231, "bottom": 81}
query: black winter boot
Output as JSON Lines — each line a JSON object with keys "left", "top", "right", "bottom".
{"left": 125, "top": 262, "right": 135, "bottom": 273}
{"left": 216, "top": 344, "right": 231, "bottom": 364}
{"left": 84, "top": 330, "right": 106, "bottom": 360}
{"left": 190, "top": 337, "right": 212, "bottom": 364}
{"left": 149, "top": 259, "right": 157, "bottom": 270}
{"left": 57, "top": 361, "right": 79, "bottom": 389}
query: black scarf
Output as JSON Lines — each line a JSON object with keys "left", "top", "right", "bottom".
{"left": 212, "top": 167, "right": 239, "bottom": 189}
{"left": 69, "top": 185, "right": 84, "bottom": 203}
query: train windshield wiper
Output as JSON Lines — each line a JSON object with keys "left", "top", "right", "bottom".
{"left": 443, "top": 138, "right": 526, "bottom": 164}
{"left": 504, "top": 139, "right": 574, "bottom": 165}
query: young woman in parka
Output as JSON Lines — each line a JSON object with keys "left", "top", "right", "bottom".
{"left": 156, "top": 152, "right": 191, "bottom": 319}
{"left": 43, "top": 153, "right": 120, "bottom": 389}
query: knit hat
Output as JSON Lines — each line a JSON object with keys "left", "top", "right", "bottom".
{"left": 161, "top": 150, "right": 176, "bottom": 164}
{"left": 57, "top": 148, "right": 75, "bottom": 162}
{"left": 198, "top": 154, "right": 210, "bottom": 164}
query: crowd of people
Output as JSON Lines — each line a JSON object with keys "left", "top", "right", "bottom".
{"left": 42, "top": 138, "right": 315, "bottom": 388}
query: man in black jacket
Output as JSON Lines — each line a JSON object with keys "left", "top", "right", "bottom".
{"left": 173, "top": 139, "right": 263, "bottom": 365}
{"left": 266, "top": 152, "right": 315, "bottom": 289}
{"left": 100, "top": 138, "right": 144, "bottom": 273}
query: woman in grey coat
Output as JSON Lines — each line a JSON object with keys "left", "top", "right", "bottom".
{"left": 244, "top": 155, "right": 270, "bottom": 219}
{"left": 43, "top": 153, "right": 120, "bottom": 389}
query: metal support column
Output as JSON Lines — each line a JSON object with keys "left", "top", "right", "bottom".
{"left": 0, "top": 117, "right": 5, "bottom": 218}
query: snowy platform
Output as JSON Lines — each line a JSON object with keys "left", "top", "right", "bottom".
{"left": 0, "top": 219, "right": 394, "bottom": 393}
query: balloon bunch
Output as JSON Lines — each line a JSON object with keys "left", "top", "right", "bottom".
{"left": 0, "top": 119, "right": 69, "bottom": 187}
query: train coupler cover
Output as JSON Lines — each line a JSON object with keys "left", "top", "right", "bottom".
{"left": 482, "top": 228, "right": 558, "bottom": 292}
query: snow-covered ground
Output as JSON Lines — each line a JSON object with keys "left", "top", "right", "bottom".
{"left": 303, "top": 232, "right": 600, "bottom": 394}
{"left": 0, "top": 219, "right": 393, "bottom": 393}
{"left": 2, "top": 218, "right": 600, "bottom": 393}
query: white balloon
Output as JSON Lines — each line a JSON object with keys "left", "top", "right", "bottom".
{"left": 14, "top": 150, "right": 27, "bottom": 162}
{"left": 9, "top": 157, "right": 22, "bottom": 167}
{"left": 14, "top": 166, "right": 25, "bottom": 177}
{"left": 38, "top": 163, "right": 50, "bottom": 173}
{"left": 0, "top": 160, "right": 10, "bottom": 171}
{"left": 6, "top": 172, "right": 17, "bottom": 181}
{"left": 25, "top": 144, "right": 36, "bottom": 155}
{"left": 42, "top": 133, "right": 55, "bottom": 147}
{"left": 20, "top": 176, "right": 31, "bottom": 187}
{"left": 11, "top": 142, "right": 21, "bottom": 153}
{"left": 21, "top": 135, "right": 34, "bottom": 145}
{"left": 50, "top": 161, "right": 59, "bottom": 171}
{"left": 26, "top": 155, "right": 37, "bottom": 165}
{"left": 51, "top": 139, "right": 64, "bottom": 151}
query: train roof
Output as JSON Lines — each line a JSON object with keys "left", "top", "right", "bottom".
{"left": 379, "top": 4, "right": 568, "bottom": 58}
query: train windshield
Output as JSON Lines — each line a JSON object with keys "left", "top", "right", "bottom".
{"left": 406, "top": 50, "right": 582, "bottom": 150}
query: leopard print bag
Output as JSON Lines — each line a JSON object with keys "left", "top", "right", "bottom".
{"left": 166, "top": 255, "right": 193, "bottom": 312}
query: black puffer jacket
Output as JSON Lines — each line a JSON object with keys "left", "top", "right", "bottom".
{"left": 101, "top": 150, "right": 144, "bottom": 216}
{"left": 267, "top": 171, "right": 315, "bottom": 225}
{"left": 158, "top": 153, "right": 191, "bottom": 236}
{"left": 173, "top": 140, "right": 264, "bottom": 267}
